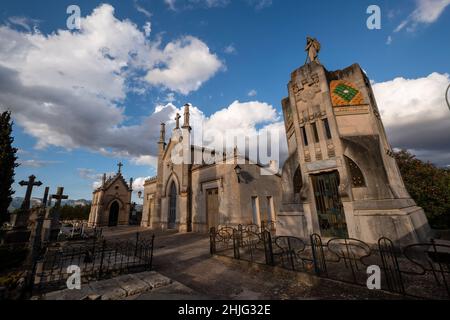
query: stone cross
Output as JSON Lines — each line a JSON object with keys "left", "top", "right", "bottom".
{"left": 175, "top": 113, "right": 181, "bottom": 129}
{"left": 19, "top": 175, "right": 43, "bottom": 211}
{"left": 51, "top": 187, "right": 68, "bottom": 209}
{"left": 49, "top": 187, "right": 68, "bottom": 241}
{"left": 42, "top": 186, "right": 50, "bottom": 208}
{"left": 117, "top": 162, "right": 124, "bottom": 174}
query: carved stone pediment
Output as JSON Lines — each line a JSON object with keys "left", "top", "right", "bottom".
{"left": 292, "top": 73, "right": 321, "bottom": 103}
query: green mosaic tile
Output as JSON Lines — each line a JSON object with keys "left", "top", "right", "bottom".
{"left": 333, "top": 83, "right": 359, "bottom": 102}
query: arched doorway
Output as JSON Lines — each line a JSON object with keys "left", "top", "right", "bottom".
{"left": 109, "top": 201, "right": 120, "bottom": 227}
{"left": 168, "top": 182, "right": 177, "bottom": 229}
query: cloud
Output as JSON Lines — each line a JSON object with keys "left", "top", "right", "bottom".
{"left": 0, "top": 4, "right": 222, "bottom": 162}
{"left": 394, "top": 0, "right": 450, "bottom": 32}
{"left": 132, "top": 177, "right": 152, "bottom": 192}
{"left": 7, "top": 16, "right": 40, "bottom": 32}
{"left": 165, "top": 0, "right": 177, "bottom": 11}
{"left": 78, "top": 168, "right": 102, "bottom": 180}
{"left": 78, "top": 168, "right": 116, "bottom": 190}
{"left": 134, "top": 2, "right": 153, "bottom": 19}
{"left": 246, "top": 0, "right": 273, "bottom": 10}
{"left": 145, "top": 36, "right": 223, "bottom": 94}
{"left": 131, "top": 155, "right": 158, "bottom": 167}
{"left": 164, "top": 0, "right": 271, "bottom": 11}
{"left": 373, "top": 72, "right": 450, "bottom": 166}
{"left": 224, "top": 44, "right": 237, "bottom": 54}
{"left": 386, "top": 36, "right": 393, "bottom": 45}
{"left": 164, "top": 0, "right": 230, "bottom": 11}
{"left": 143, "top": 22, "right": 152, "bottom": 37}
{"left": 248, "top": 89, "right": 257, "bottom": 97}
{"left": 19, "top": 159, "right": 61, "bottom": 168}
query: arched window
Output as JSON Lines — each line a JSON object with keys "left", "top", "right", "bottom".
{"left": 293, "top": 166, "right": 302, "bottom": 194}
{"left": 168, "top": 182, "right": 177, "bottom": 229}
{"left": 345, "top": 156, "right": 366, "bottom": 188}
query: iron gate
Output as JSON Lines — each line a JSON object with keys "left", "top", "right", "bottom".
{"left": 311, "top": 171, "right": 348, "bottom": 238}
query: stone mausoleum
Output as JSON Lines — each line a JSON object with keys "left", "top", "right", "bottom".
{"left": 277, "top": 39, "right": 431, "bottom": 244}
{"left": 88, "top": 165, "right": 133, "bottom": 227}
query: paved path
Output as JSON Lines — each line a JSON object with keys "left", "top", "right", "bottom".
{"left": 102, "top": 227, "right": 403, "bottom": 300}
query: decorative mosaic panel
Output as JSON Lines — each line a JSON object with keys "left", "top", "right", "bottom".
{"left": 330, "top": 80, "right": 365, "bottom": 106}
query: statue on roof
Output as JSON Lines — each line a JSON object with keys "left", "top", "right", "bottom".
{"left": 305, "top": 37, "right": 321, "bottom": 64}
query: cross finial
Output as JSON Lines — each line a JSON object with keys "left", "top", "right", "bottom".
{"left": 175, "top": 113, "right": 181, "bottom": 129}
{"left": 51, "top": 187, "right": 69, "bottom": 209}
{"left": 117, "top": 162, "right": 123, "bottom": 174}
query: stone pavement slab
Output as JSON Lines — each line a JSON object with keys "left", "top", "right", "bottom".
{"left": 32, "top": 271, "right": 174, "bottom": 300}
{"left": 133, "top": 271, "right": 172, "bottom": 289}
{"left": 88, "top": 279, "right": 127, "bottom": 300}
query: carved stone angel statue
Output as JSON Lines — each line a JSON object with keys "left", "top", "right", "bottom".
{"left": 305, "top": 37, "right": 321, "bottom": 64}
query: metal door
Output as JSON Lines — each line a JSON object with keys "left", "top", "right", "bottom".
{"left": 311, "top": 171, "right": 348, "bottom": 238}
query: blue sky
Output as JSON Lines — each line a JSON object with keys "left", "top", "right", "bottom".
{"left": 1, "top": 0, "right": 449, "bottom": 202}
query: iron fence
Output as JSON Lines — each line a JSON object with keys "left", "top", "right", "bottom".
{"left": 31, "top": 233, "right": 155, "bottom": 295}
{"left": 210, "top": 225, "right": 450, "bottom": 299}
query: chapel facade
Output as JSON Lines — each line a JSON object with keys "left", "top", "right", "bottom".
{"left": 88, "top": 166, "right": 133, "bottom": 228}
{"left": 141, "top": 104, "right": 281, "bottom": 233}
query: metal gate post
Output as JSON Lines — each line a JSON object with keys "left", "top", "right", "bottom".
{"left": 210, "top": 227, "right": 216, "bottom": 255}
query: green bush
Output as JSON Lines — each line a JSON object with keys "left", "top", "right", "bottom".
{"left": 395, "top": 150, "right": 450, "bottom": 229}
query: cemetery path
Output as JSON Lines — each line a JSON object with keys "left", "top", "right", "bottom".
{"left": 103, "top": 227, "right": 404, "bottom": 300}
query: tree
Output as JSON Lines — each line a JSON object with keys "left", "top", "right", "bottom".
{"left": 59, "top": 205, "right": 91, "bottom": 221}
{"left": 0, "top": 111, "right": 19, "bottom": 224}
{"left": 395, "top": 150, "right": 450, "bottom": 229}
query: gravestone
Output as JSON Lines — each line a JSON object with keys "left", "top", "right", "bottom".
{"left": 49, "top": 187, "right": 68, "bottom": 242}
{"left": 4, "top": 175, "right": 42, "bottom": 244}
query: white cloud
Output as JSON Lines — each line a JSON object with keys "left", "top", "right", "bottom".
{"left": 19, "top": 159, "right": 61, "bottom": 168}
{"left": 132, "top": 177, "right": 152, "bottom": 192}
{"left": 395, "top": 0, "right": 450, "bottom": 32}
{"left": 143, "top": 22, "right": 152, "bottom": 37}
{"left": 164, "top": 0, "right": 271, "bottom": 11}
{"left": 145, "top": 36, "right": 223, "bottom": 94}
{"left": 165, "top": 0, "right": 178, "bottom": 10}
{"left": 7, "top": 16, "right": 40, "bottom": 32}
{"left": 0, "top": 4, "right": 222, "bottom": 162}
{"left": 386, "top": 36, "right": 393, "bottom": 45}
{"left": 248, "top": 89, "right": 257, "bottom": 97}
{"left": 134, "top": 2, "right": 153, "bottom": 19}
{"left": 373, "top": 72, "right": 450, "bottom": 166}
{"left": 224, "top": 44, "right": 237, "bottom": 54}
{"left": 131, "top": 155, "right": 158, "bottom": 167}
{"left": 246, "top": 0, "right": 273, "bottom": 10}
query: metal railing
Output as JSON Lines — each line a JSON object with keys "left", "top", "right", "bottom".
{"left": 210, "top": 225, "right": 450, "bottom": 299}
{"left": 31, "top": 232, "right": 155, "bottom": 295}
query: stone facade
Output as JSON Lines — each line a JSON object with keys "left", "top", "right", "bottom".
{"left": 88, "top": 171, "right": 133, "bottom": 227}
{"left": 277, "top": 60, "right": 431, "bottom": 245}
{"left": 141, "top": 105, "right": 281, "bottom": 233}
